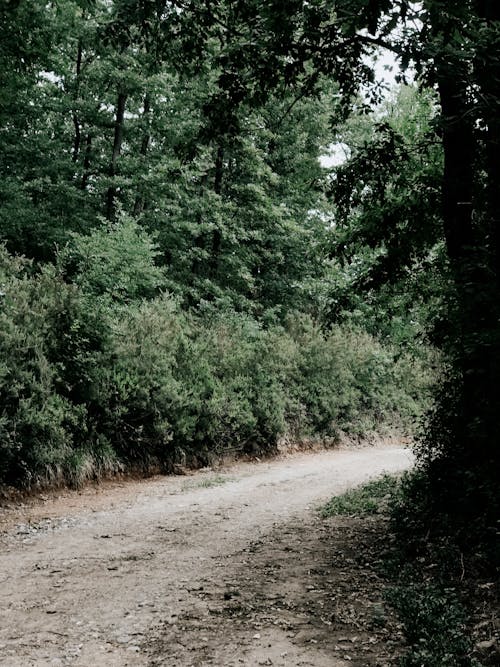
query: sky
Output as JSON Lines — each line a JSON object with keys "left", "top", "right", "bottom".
{"left": 319, "top": 48, "right": 401, "bottom": 168}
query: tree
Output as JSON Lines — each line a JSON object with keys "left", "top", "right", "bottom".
{"left": 321, "top": 0, "right": 500, "bottom": 542}
{"left": 326, "top": 85, "right": 444, "bottom": 346}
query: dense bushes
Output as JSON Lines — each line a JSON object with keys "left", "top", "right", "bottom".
{"left": 0, "top": 249, "right": 115, "bottom": 486}
{"left": 0, "top": 236, "right": 434, "bottom": 489}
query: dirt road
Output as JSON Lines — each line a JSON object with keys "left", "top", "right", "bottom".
{"left": 0, "top": 445, "right": 413, "bottom": 667}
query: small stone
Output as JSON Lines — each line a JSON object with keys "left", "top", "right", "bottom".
{"left": 117, "top": 636, "right": 131, "bottom": 644}
{"left": 253, "top": 633, "right": 261, "bottom": 640}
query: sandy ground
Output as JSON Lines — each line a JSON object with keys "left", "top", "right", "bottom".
{"left": 0, "top": 445, "right": 413, "bottom": 666}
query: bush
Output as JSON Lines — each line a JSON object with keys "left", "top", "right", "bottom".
{"left": 58, "top": 213, "right": 167, "bottom": 303}
{"left": 0, "top": 247, "right": 118, "bottom": 486}
{"left": 284, "top": 317, "right": 433, "bottom": 438}
{"left": 97, "top": 296, "right": 188, "bottom": 466}
{"left": 0, "top": 245, "right": 435, "bottom": 489}
{"left": 192, "top": 314, "right": 292, "bottom": 453}
{"left": 387, "top": 584, "right": 476, "bottom": 667}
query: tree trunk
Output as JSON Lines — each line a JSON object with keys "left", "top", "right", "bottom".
{"left": 210, "top": 143, "right": 224, "bottom": 276}
{"left": 429, "top": 0, "right": 500, "bottom": 492}
{"left": 474, "top": 1, "right": 500, "bottom": 281}
{"left": 72, "top": 41, "right": 83, "bottom": 163}
{"left": 133, "top": 93, "right": 151, "bottom": 217}
{"left": 80, "top": 133, "right": 92, "bottom": 190}
{"left": 436, "top": 72, "right": 476, "bottom": 289}
{"left": 106, "top": 91, "right": 127, "bottom": 220}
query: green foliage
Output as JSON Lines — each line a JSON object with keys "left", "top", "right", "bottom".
{"left": 322, "top": 469, "right": 482, "bottom": 666}
{"left": 0, "top": 246, "right": 118, "bottom": 486}
{"left": 59, "top": 213, "right": 167, "bottom": 303}
{"left": 320, "top": 474, "right": 401, "bottom": 517}
{"left": 288, "top": 318, "right": 434, "bottom": 437}
{"left": 387, "top": 584, "right": 477, "bottom": 667}
{"left": 385, "top": 469, "right": 489, "bottom": 667}
{"left": 0, "top": 0, "right": 447, "bottom": 496}
{"left": 0, "top": 243, "right": 433, "bottom": 487}
{"left": 96, "top": 296, "right": 186, "bottom": 466}
{"left": 326, "top": 85, "right": 445, "bottom": 348}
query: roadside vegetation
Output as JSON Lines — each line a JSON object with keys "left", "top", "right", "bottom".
{"left": 0, "top": 239, "right": 432, "bottom": 489}
{"left": 322, "top": 475, "right": 498, "bottom": 666}
{"left": 0, "top": 1, "right": 437, "bottom": 491}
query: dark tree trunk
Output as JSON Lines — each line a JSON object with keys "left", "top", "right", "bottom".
{"left": 133, "top": 93, "right": 151, "bottom": 217}
{"left": 80, "top": 133, "right": 92, "bottom": 190}
{"left": 474, "top": 1, "right": 500, "bottom": 281}
{"left": 72, "top": 41, "right": 83, "bottom": 163}
{"left": 106, "top": 91, "right": 127, "bottom": 220}
{"left": 428, "top": 0, "right": 500, "bottom": 494}
{"left": 437, "top": 76, "right": 475, "bottom": 268}
{"left": 210, "top": 143, "right": 224, "bottom": 276}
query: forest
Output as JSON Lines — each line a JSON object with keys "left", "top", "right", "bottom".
{"left": 0, "top": 0, "right": 499, "bottom": 662}
{"left": 0, "top": 0, "right": 440, "bottom": 487}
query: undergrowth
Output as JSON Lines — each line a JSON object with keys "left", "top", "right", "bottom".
{"left": 0, "top": 242, "right": 435, "bottom": 490}
{"left": 321, "top": 473, "right": 486, "bottom": 666}
{"left": 320, "top": 474, "right": 401, "bottom": 517}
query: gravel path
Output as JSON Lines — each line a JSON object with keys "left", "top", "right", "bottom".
{"left": 0, "top": 445, "right": 413, "bottom": 666}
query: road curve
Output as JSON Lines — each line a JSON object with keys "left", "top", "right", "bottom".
{"left": 0, "top": 445, "right": 413, "bottom": 666}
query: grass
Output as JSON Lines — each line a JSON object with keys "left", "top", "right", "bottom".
{"left": 182, "top": 474, "right": 232, "bottom": 491}
{"left": 320, "top": 473, "right": 401, "bottom": 518}
{"left": 386, "top": 583, "right": 478, "bottom": 667}
{"left": 320, "top": 473, "right": 483, "bottom": 666}
{"left": 197, "top": 474, "right": 231, "bottom": 488}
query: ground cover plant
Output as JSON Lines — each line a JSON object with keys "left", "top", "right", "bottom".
{"left": 322, "top": 475, "right": 498, "bottom": 666}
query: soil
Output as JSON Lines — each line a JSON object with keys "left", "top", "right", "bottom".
{"left": 0, "top": 444, "right": 413, "bottom": 666}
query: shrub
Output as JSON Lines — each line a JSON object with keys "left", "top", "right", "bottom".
{"left": 0, "top": 245, "right": 436, "bottom": 488}
{"left": 0, "top": 247, "right": 117, "bottom": 486}
{"left": 96, "top": 296, "right": 187, "bottom": 466}
{"left": 58, "top": 213, "right": 167, "bottom": 303}
{"left": 386, "top": 584, "right": 476, "bottom": 667}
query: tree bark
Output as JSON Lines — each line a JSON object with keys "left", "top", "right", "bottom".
{"left": 72, "top": 41, "right": 83, "bottom": 163}
{"left": 474, "top": 1, "right": 500, "bottom": 281}
{"left": 81, "top": 133, "right": 92, "bottom": 190}
{"left": 436, "top": 75, "right": 475, "bottom": 268}
{"left": 106, "top": 91, "right": 127, "bottom": 220}
{"left": 427, "top": 1, "right": 499, "bottom": 478}
{"left": 133, "top": 93, "right": 151, "bottom": 217}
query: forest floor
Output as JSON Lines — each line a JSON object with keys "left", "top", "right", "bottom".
{"left": 0, "top": 444, "right": 414, "bottom": 667}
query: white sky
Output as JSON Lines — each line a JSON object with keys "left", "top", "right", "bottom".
{"left": 319, "top": 48, "right": 402, "bottom": 168}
